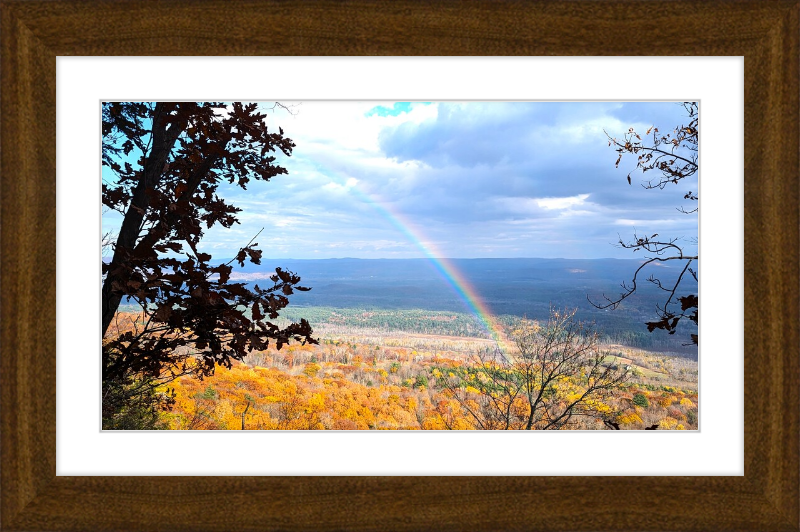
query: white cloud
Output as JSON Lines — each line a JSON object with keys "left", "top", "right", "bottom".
{"left": 535, "top": 193, "right": 590, "bottom": 210}
{"left": 167, "top": 101, "right": 697, "bottom": 259}
{"left": 614, "top": 218, "right": 681, "bottom": 226}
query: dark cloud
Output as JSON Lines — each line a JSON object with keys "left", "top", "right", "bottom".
{"left": 372, "top": 102, "right": 697, "bottom": 229}
{"left": 182, "top": 101, "right": 698, "bottom": 259}
{"left": 379, "top": 102, "right": 541, "bottom": 168}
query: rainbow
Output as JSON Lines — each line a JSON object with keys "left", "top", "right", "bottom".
{"left": 341, "top": 179, "right": 514, "bottom": 361}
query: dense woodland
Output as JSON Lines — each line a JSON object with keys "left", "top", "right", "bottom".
{"left": 197, "top": 256, "right": 699, "bottom": 355}
{"left": 106, "top": 310, "right": 698, "bottom": 430}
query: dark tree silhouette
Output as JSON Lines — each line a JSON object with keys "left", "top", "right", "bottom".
{"left": 102, "top": 102, "right": 316, "bottom": 426}
{"left": 603, "top": 420, "right": 659, "bottom": 430}
{"left": 590, "top": 102, "right": 699, "bottom": 345}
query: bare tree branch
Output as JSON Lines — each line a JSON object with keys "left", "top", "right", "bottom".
{"left": 592, "top": 102, "right": 699, "bottom": 345}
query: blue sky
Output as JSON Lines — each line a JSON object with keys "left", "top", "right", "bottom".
{"left": 102, "top": 101, "right": 698, "bottom": 260}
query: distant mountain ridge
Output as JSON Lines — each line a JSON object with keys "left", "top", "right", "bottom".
{"left": 112, "top": 257, "right": 698, "bottom": 355}
{"left": 223, "top": 258, "right": 697, "bottom": 353}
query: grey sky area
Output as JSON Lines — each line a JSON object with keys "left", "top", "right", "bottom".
{"left": 102, "top": 101, "right": 698, "bottom": 260}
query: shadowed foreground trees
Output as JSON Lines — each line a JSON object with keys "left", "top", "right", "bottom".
{"left": 102, "top": 102, "right": 316, "bottom": 428}
{"left": 435, "top": 309, "right": 630, "bottom": 430}
{"left": 591, "top": 102, "right": 699, "bottom": 345}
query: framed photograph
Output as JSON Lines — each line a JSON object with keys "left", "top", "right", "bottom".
{"left": 2, "top": 2, "right": 797, "bottom": 531}
{"left": 99, "top": 99, "right": 699, "bottom": 434}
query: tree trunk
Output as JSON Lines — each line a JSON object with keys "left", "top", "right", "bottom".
{"left": 101, "top": 103, "right": 187, "bottom": 336}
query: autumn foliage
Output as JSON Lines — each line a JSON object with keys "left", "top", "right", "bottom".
{"left": 101, "top": 102, "right": 316, "bottom": 428}
{"left": 146, "top": 312, "right": 698, "bottom": 431}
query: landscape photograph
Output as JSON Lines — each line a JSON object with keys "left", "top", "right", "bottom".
{"left": 101, "top": 100, "right": 699, "bottom": 431}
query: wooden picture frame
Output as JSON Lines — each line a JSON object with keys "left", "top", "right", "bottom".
{"left": 1, "top": 1, "right": 797, "bottom": 530}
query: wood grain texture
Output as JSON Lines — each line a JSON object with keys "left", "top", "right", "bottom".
{"left": 1, "top": 1, "right": 797, "bottom": 531}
